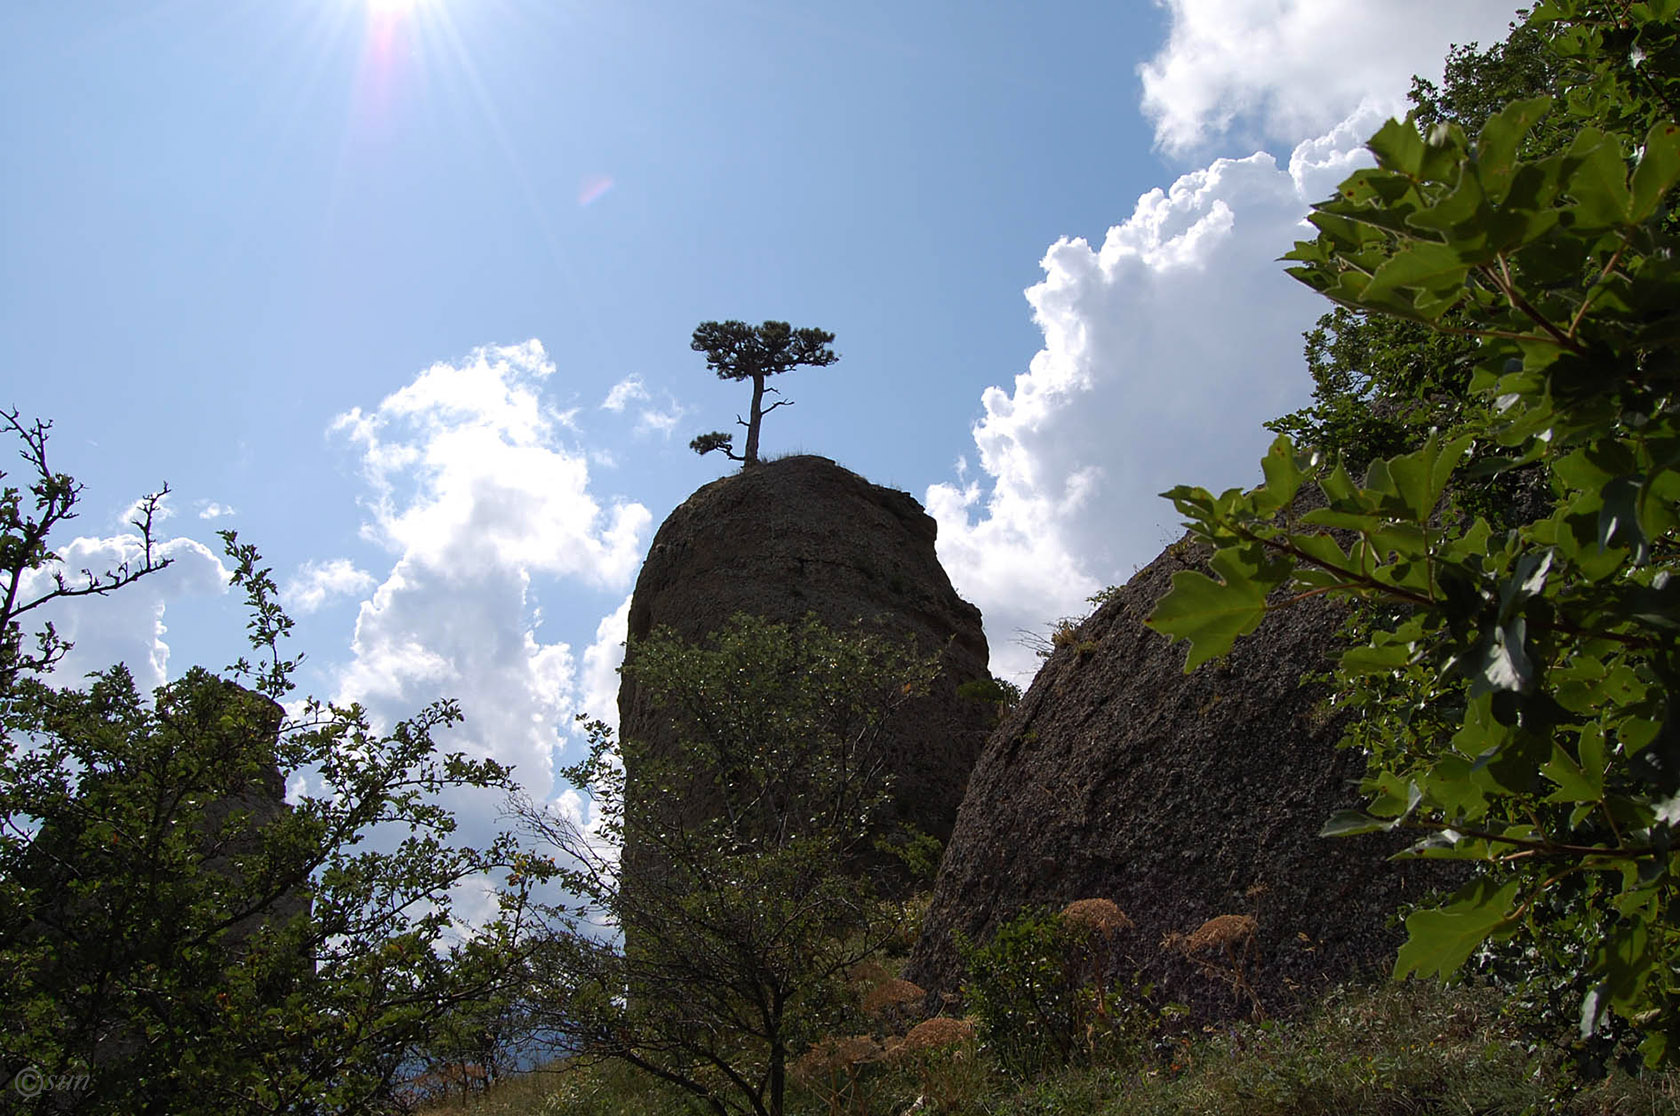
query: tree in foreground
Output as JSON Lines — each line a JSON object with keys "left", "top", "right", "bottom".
{"left": 514, "top": 613, "right": 938, "bottom": 1116}
{"left": 1149, "top": 2, "right": 1680, "bottom": 1066}
{"left": 0, "top": 409, "right": 172, "bottom": 692}
{"left": 0, "top": 418, "right": 540, "bottom": 1112}
{"left": 688, "top": 320, "right": 838, "bottom": 466}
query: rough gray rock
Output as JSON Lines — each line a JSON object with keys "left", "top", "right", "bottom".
{"left": 618, "top": 455, "right": 994, "bottom": 864}
{"left": 905, "top": 538, "right": 1461, "bottom": 1021}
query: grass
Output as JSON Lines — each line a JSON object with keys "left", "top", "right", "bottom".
{"left": 418, "top": 979, "right": 1680, "bottom": 1116}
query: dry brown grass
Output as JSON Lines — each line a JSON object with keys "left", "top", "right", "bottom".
{"left": 794, "top": 1034, "right": 886, "bottom": 1080}
{"left": 846, "top": 959, "right": 891, "bottom": 992}
{"left": 1061, "top": 898, "right": 1133, "bottom": 937}
{"left": 891, "top": 1016, "right": 978, "bottom": 1059}
{"left": 1182, "top": 914, "right": 1256, "bottom": 953}
{"left": 1165, "top": 914, "right": 1263, "bottom": 1019}
{"left": 861, "top": 977, "right": 926, "bottom": 1018}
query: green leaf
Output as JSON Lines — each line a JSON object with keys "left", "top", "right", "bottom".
{"left": 1386, "top": 433, "right": 1475, "bottom": 520}
{"left": 1564, "top": 130, "right": 1634, "bottom": 229}
{"left": 1420, "top": 753, "right": 1489, "bottom": 819}
{"left": 1320, "top": 810, "right": 1389, "bottom": 837}
{"left": 1363, "top": 243, "right": 1473, "bottom": 308}
{"left": 1367, "top": 118, "right": 1429, "bottom": 179}
{"left": 1543, "top": 741, "right": 1603, "bottom": 802}
{"left": 1582, "top": 983, "right": 1610, "bottom": 1039}
{"left": 1469, "top": 615, "right": 1536, "bottom": 694}
{"left": 1599, "top": 476, "right": 1650, "bottom": 563}
{"left": 1582, "top": 720, "right": 1610, "bottom": 779}
{"left": 1367, "top": 772, "right": 1424, "bottom": 822}
{"left": 1407, "top": 171, "right": 1488, "bottom": 234}
{"left": 1630, "top": 121, "right": 1680, "bottom": 221}
{"left": 1145, "top": 565, "right": 1271, "bottom": 672}
{"left": 1289, "top": 531, "right": 1352, "bottom": 572}
{"left": 1341, "top": 641, "right": 1412, "bottom": 675}
{"left": 1394, "top": 878, "right": 1522, "bottom": 980}
{"left": 1301, "top": 506, "right": 1386, "bottom": 533}
{"left": 1475, "top": 97, "right": 1553, "bottom": 199}
{"left": 1319, "top": 461, "right": 1357, "bottom": 503}
{"left": 1258, "top": 436, "right": 1305, "bottom": 510}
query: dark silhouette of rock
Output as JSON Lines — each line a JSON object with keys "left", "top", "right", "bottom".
{"left": 618, "top": 455, "right": 994, "bottom": 868}
{"left": 905, "top": 537, "right": 1461, "bottom": 1021}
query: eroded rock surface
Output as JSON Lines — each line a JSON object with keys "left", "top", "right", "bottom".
{"left": 906, "top": 540, "right": 1459, "bottom": 1020}
{"left": 619, "top": 455, "right": 994, "bottom": 865}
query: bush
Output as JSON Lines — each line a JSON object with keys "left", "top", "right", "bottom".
{"left": 959, "top": 902, "right": 1150, "bottom": 1080}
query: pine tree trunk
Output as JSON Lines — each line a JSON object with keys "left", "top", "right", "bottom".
{"left": 744, "top": 374, "right": 765, "bottom": 465}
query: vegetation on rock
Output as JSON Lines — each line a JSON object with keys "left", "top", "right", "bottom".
{"left": 688, "top": 320, "right": 839, "bottom": 466}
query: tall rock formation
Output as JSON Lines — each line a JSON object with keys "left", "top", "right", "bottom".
{"left": 618, "top": 455, "right": 994, "bottom": 863}
{"left": 906, "top": 538, "right": 1460, "bottom": 1020}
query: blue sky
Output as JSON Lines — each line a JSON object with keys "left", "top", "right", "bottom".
{"left": 3, "top": 0, "right": 1523, "bottom": 850}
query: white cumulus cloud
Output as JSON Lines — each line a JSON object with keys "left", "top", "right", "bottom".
{"left": 577, "top": 594, "right": 631, "bottom": 733}
{"left": 601, "top": 374, "right": 687, "bottom": 438}
{"left": 119, "top": 491, "right": 174, "bottom": 527}
{"left": 635, "top": 404, "right": 685, "bottom": 437}
{"left": 935, "top": 3, "right": 1530, "bottom": 684}
{"left": 330, "top": 341, "right": 652, "bottom": 808}
{"left": 282, "top": 558, "right": 377, "bottom": 615}
{"left": 17, "top": 534, "right": 230, "bottom": 691}
{"left": 931, "top": 106, "right": 1399, "bottom": 684}
{"left": 1139, "top": 0, "right": 1521, "bottom": 155}
{"left": 601, "top": 375, "right": 649, "bottom": 412}
{"left": 196, "top": 501, "right": 237, "bottom": 520}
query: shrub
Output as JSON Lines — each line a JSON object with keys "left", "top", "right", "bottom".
{"left": 960, "top": 901, "right": 1148, "bottom": 1080}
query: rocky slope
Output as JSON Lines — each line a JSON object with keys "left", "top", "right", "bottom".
{"left": 905, "top": 538, "right": 1460, "bottom": 1021}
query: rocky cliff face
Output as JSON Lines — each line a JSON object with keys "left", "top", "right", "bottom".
{"left": 619, "top": 454, "right": 994, "bottom": 863}
{"left": 905, "top": 539, "right": 1460, "bottom": 1021}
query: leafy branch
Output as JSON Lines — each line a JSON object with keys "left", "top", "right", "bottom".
{"left": 1149, "top": 6, "right": 1680, "bottom": 1065}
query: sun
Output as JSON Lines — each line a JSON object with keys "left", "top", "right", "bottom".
{"left": 367, "top": 0, "right": 425, "bottom": 16}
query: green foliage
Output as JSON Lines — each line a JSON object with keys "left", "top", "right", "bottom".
{"left": 956, "top": 676, "right": 1021, "bottom": 708}
{"left": 517, "top": 614, "right": 941, "bottom": 1116}
{"left": 1105, "top": 980, "right": 1672, "bottom": 1116}
{"left": 1263, "top": 306, "right": 1483, "bottom": 470}
{"left": 959, "top": 907, "right": 1147, "bottom": 1081}
{"left": 416, "top": 980, "right": 1680, "bottom": 1116}
{"left": 688, "top": 320, "right": 840, "bottom": 466}
{"left": 1085, "top": 586, "right": 1122, "bottom": 610}
{"left": 956, "top": 676, "right": 1022, "bottom": 729}
{"left": 1267, "top": 12, "right": 1654, "bottom": 480}
{"left": 1410, "top": 13, "right": 1571, "bottom": 142}
{"left": 874, "top": 829, "right": 945, "bottom": 888}
{"left": 961, "top": 909, "right": 1076, "bottom": 1079}
{"left": 1149, "top": 3, "right": 1680, "bottom": 1067}
{"left": 0, "top": 417, "right": 537, "bottom": 1112}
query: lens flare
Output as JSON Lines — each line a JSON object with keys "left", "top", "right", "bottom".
{"left": 578, "top": 176, "right": 615, "bottom": 207}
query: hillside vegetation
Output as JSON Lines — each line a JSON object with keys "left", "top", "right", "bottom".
{"left": 421, "top": 979, "right": 1677, "bottom": 1116}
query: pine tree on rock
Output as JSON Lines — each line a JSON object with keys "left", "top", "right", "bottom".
{"left": 688, "top": 320, "right": 837, "bottom": 466}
